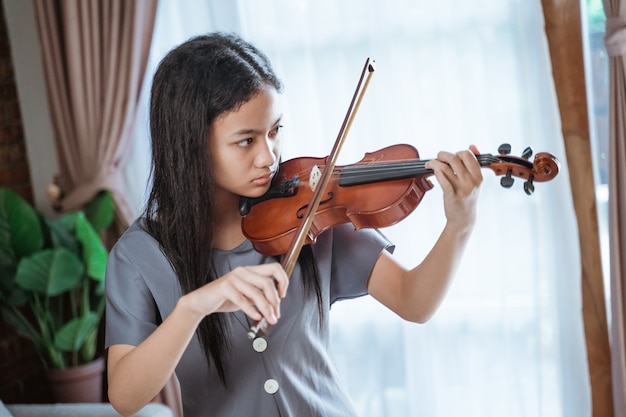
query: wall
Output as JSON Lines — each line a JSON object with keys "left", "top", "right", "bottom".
{"left": 1, "top": 0, "right": 57, "bottom": 217}
{"left": 0, "top": 0, "right": 52, "bottom": 404}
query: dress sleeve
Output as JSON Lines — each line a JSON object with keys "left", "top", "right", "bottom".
{"left": 105, "top": 240, "right": 160, "bottom": 348}
{"left": 329, "top": 225, "right": 394, "bottom": 304}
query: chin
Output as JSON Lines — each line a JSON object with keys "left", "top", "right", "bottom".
{"left": 242, "top": 187, "right": 269, "bottom": 199}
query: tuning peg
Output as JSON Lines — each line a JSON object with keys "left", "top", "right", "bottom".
{"left": 524, "top": 175, "right": 535, "bottom": 195}
{"left": 498, "top": 143, "right": 512, "bottom": 155}
{"left": 500, "top": 169, "right": 514, "bottom": 188}
{"left": 521, "top": 147, "right": 533, "bottom": 160}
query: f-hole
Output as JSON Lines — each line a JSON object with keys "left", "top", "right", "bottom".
{"left": 296, "top": 192, "right": 334, "bottom": 219}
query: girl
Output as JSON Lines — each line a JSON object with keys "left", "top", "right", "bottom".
{"left": 105, "top": 32, "right": 482, "bottom": 417}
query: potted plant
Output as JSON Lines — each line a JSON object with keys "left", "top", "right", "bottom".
{"left": 0, "top": 187, "right": 115, "bottom": 401}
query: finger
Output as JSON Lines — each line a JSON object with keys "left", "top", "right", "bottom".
{"left": 235, "top": 269, "right": 282, "bottom": 323}
{"left": 426, "top": 151, "right": 482, "bottom": 196}
{"left": 455, "top": 150, "right": 483, "bottom": 184}
{"left": 234, "top": 286, "right": 278, "bottom": 325}
{"left": 250, "top": 262, "right": 289, "bottom": 299}
{"left": 219, "top": 267, "right": 279, "bottom": 323}
{"left": 268, "top": 263, "right": 289, "bottom": 298}
{"left": 218, "top": 280, "right": 264, "bottom": 321}
{"left": 425, "top": 156, "right": 455, "bottom": 191}
{"left": 428, "top": 152, "right": 457, "bottom": 176}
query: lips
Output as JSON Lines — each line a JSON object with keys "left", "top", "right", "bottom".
{"left": 252, "top": 171, "right": 275, "bottom": 186}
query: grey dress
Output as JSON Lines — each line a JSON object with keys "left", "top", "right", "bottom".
{"left": 105, "top": 219, "right": 393, "bottom": 417}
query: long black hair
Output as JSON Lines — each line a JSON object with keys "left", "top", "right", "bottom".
{"left": 143, "top": 32, "right": 321, "bottom": 386}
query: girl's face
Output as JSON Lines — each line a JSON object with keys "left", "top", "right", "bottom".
{"left": 209, "top": 85, "right": 283, "bottom": 200}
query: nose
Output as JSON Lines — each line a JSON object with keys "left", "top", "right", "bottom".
{"left": 256, "top": 136, "right": 279, "bottom": 169}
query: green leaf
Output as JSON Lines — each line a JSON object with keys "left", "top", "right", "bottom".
{"left": 53, "top": 312, "right": 98, "bottom": 352}
{"left": 83, "top": 190, "right": 115, "bottom": 234}
{"left": 0, "top": 265, "right": 16, "bottom": 294}
{"left": 75, "top": 213, "right": 108, "bottom": 281}
{"left": 93, "top": 279, "right": 105, "bottom": 296}
{"left": 0, "top": 284, "right": 27, "bottom": 307}
{"left": 0, "top": 188, "right": 44, "bottom": 264}
{"left": 15, "top": 248, "right": 84, "bottom": 296}
{"left": 0, "top": 305, "right": 37, "bottom": 341}
{"left": 48, "top": 213, "right": 80, "bottom": 253}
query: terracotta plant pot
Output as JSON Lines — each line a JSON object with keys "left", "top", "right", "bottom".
{"left": 45, "top": 356, "right": 105, "bottom": 403}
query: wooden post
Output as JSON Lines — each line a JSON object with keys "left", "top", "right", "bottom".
{"left": 541, "top": 0, "right": 614, "bottom": 416}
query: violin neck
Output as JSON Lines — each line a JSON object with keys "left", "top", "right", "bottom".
{"left": 338, "top": 155, "right": 497, "bottom": 187}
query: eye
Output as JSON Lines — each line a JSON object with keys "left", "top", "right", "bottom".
{"left": 269, "top": 124, "right": 284, "bottom": 138}
{"left": 237, "top": 137, "right": 254, "bottom": 147}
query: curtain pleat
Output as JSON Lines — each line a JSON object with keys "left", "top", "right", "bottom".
{"left": 32, "top": 0, "right": 157, "bottom": 230}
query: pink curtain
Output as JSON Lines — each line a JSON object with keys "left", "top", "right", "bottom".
{"left": 604, "top": 0, "right": 626, "bottom": 415}
{"left": 31, "top": 1, "right": 184, "bottom": 416}
{"left": 33, "top": 0, "right": 157, "bottom": 228}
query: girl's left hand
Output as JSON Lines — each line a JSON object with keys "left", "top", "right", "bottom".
{"left": 425, "top": 145, "right": 483, "bottom": 233}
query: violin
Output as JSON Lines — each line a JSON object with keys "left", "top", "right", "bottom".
{"left": 242, "top": 58, "right": 559, "bottom": 339}
{"left": 240, "top": 142, "right": 559, "bottom": 257}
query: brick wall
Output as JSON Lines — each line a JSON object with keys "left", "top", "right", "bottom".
{"left": 0, "top": 0, "right": 53, "bottom": 404}
{"left": 0, "top": 6, "right": 31, "bottom": 201}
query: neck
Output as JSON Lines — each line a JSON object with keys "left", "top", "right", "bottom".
{"left": 337, "top": 154, "right": 521, "bottom": 186}
{"left": 213, "top": 192, "right": 247, "bottom": 251}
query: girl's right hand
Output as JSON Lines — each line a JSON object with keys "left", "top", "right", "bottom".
{"left": 183, "top": 262, "right": 289, "bottom": 324}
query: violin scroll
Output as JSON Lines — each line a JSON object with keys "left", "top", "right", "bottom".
{"left": 480, "top": 143, "right": 560, "bottom": 195}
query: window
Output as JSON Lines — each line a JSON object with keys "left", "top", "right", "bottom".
{"left": 582, "top": 0, "right": 610, "bottom": 320}
{"left": 126, "top": 1, "right": 591, "bottom": 415}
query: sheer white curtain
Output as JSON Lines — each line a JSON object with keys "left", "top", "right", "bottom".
{"left": 124, "top": 1, "right": 590, "bottom": 416}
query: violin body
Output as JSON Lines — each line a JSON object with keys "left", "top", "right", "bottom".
{"left": 241, "top": 144, "right": 433, "bottom": 256}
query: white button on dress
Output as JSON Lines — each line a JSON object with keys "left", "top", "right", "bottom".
{"left": 264, "top": 378, "right": 279, "bottom": 394}
{"left": 252, "top": 337, "right": 268, "bottom": 352}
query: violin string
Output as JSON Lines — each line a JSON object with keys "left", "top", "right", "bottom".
{"left": 287, "top": 155, "right": 503, "bottom": 183}
{"left": 336, "top": 155, "right": 503, "bottom": 181}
